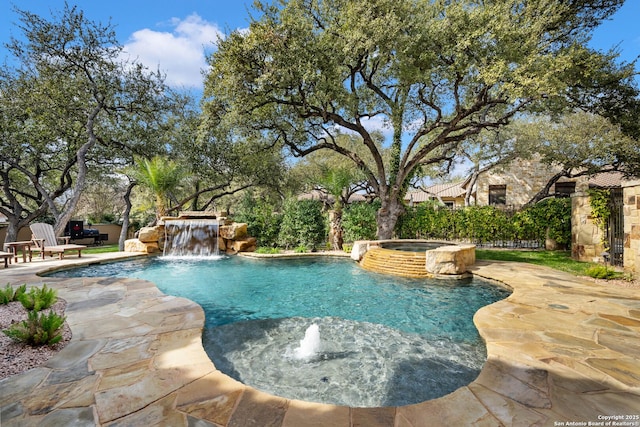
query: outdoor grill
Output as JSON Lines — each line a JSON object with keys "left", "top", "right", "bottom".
{"left": 65, "top": 221, "right": 108, "bottom": 245}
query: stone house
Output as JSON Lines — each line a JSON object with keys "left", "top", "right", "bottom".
{"left": 469, "top": 155, "right": 578, "bottom": 208}
{"left": 406, "top": 156, "right": 640, "bottom": 277}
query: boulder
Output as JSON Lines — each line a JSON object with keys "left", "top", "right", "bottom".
{"left": 231, "top": 237, "right": 257, "bottom": 252}
{"left": 220, "top": 223, "right": 248, "bottom": 240}
{"left": 124, "top": 239, "right": 160, "bottom": 254}
{"left": 425, "top": 245, "right": 475, "bottom": 275}
{"left": 138, "top": 226, "right": 161, "bottom": 243}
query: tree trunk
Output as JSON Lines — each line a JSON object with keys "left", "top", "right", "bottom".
{"left": 53, "top": 106, "right": 101, "bottom": 237}
{"left": 1, "top": 205, "right": 48, "bottom": 245}
{"left": 465, "top": 170, "right": 480, "bottom": 206}
{"left": 191, "top": 181, "right": 200, "bottom": 211}
{"left": 118, "top": 181, "right": 136, "bottom": 251}
{"left": 376, "top": 197, "right": 405, "bottom": 240}
{"left": 3, "top": 220, "right": 20, "bottom": 245}
{"left": 328, "top": 209, "right": 343, "bottom": 251}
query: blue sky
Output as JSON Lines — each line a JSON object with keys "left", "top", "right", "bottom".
{"left": 1, "top": 0, "right": 638, "bottom": 90}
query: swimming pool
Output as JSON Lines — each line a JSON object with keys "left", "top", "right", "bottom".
{"left": 49, "top": 255, "right": 510, "bottom": 407}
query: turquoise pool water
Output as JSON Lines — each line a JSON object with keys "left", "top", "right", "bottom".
{"left": 49, "top": 256, "right": 510, "bottom": 407}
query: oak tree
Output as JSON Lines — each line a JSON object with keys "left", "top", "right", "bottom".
{"left": 203, "top": 0, "right": 630, "bottom": 238}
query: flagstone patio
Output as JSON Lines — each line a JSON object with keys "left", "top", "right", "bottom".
{"left": 0, "top": 252, "right": 639, "bottom": 426}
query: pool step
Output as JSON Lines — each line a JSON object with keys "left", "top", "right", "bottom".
{"left": 360, "top": 247, "right": 432, "bottom": 278}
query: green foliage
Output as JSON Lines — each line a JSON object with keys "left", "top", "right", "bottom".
{"left": 17, "top": 285, "right": 58, "bottom": 312}
{"left": 3, "top": 310, "right": 66, "bottom": 346}
{"left": 131, "top": 156, "right": 185, "bottom": 219}
{"left": 203, "top": 0, "right": 627, "bottom": 239}
{"left": 588, "top": 188, "right": 611, "bottom": 231}
{"left": 585, "top": 265, "right": 616, "bottom": 280}
{"left": 0, "top": 284, "right": 27, "bottom": 304}
{"left": 2, "top": 4, "right": 175, "bottom": 238}
{"left": 87, "top": 213, "right": 116, "bottom": 224}
{"left": 342, "top": 202, "right": 380, "bottom": 242}
{"left": 515, "top": 198, "right": 572, "bottom": 246}
{"left": 233, "top": 192, "right": 283, "bottom": 248}
{"left": 277, "top": 199, "right": 326, "bottom": 250}
{"left": 397, "top": 198, "right": 571, "bottom": 247}
{"left": 255, "top": 247, "right": 281, "bottom": 254}
{"left": 294, "top": 245, "right": 309, "bottom": 253}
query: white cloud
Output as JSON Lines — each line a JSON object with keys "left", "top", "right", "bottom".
{"left": 122, "top": 14, "right": 223, "bottom": 89}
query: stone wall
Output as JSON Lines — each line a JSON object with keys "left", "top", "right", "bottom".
{"left": 571, "top": 182, "right": 640, "bottom": 278}
{"left": 475, "top": 155, "right": 577, "bottom": 207}
{"left": 623, "top": 180, "right": 640, "bottom": 277}
{"left": 571, "top": 192, "right": 605, "bottom": 263}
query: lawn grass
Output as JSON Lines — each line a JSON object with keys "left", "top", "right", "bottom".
{"left": 475, "top": 249, "right": 602, "bottom": 277}
{"left": 82, "top": 244, "right": 119, "bottom": 254}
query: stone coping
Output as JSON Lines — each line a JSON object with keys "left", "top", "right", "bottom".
{"left": 1, "top": 252, "right": 639, "bottom": 426}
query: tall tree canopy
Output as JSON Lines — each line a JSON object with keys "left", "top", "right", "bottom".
{"left": 0, "top": 4, "right": 176, "bottom": 241}
{"left": 203, "top": 0, "right": 633, "bottom": 238}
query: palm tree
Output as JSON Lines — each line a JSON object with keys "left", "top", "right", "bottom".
{"left": 318, "top": 166, "right": 357, "bottom": 251}
{"left": 133, "top": 156, "right": 184, "bottom": 222}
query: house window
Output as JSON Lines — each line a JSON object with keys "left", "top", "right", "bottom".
{"left": 555, "top": 182, "right": 576, "bottom": 198}
{"left": 488, "top": 185, "right": 506, "bottom": 205}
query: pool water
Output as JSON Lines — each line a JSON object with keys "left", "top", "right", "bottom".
{"left": 49, "top": 256, "right": 510, "bottom": 407}
{"left": 379, "top": 241, "right": 448, "bottom": 252}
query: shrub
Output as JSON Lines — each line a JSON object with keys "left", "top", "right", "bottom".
{"left": 18, "top": 284, "right": 58, "bottom": 311}
{"left": 342, "top": 201, "right": 379, "bottom": 242}
{"left": 585, "top": 265, "right": 616, "bottom": 279}
{"left": 3, "top": 310, "right": 66, "bottom": 346}
{"left": 255, "top": 247, "right": 280, "bottom": 254}
{"left": 277, "top": 199, "right": 326, "bottom": 250}
{"left": 516, "top": 198, "right": 571, "bottom": 247}
{"left": 396, "top": 198, "right": 571, "bottom": 248}
{"left": 233, "top": 193, "right": 282, "bottom": 248}
{"left": 294, "top": 244, "right": 308, "bottom": 253}
{"left": 0, "top": 284, "right": 27, "bottom": 304}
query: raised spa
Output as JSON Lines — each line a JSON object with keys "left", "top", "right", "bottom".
{"left": 49, "top": 256, "right": 510, "bottom": 407}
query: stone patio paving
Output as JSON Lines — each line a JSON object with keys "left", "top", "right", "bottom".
{"left": 0, "top": 252, "right": 639, "bottom": 426}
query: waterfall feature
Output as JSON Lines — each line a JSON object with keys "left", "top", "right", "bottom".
{"left": 162, "top": 219, "right": 221, "bottom": 258}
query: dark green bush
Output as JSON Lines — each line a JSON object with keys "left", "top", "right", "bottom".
{"left": 342, "top": 201, "right": 379, "bottom": 242}
{"left": 3, "top": 310, "right": 66, "bottom": 346}
{"left": 277, "top": 199, "right": 326, "bottom": 250}
{"left": 514, "top": 198, "right": 571, "bottom": 246}
{"left": 396, "top": 198, "right": 571, "bottom": 248}
{"left": 233, "top": 193, "right": 282, "bottom": 248}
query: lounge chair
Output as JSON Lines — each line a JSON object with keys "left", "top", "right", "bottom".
{"left": 30, "top": 223, "right": 86, "bottom": 260}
